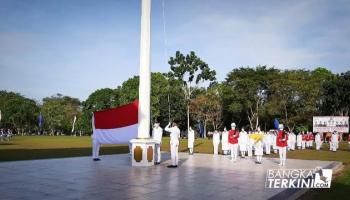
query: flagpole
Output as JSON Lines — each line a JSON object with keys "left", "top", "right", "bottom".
{"left": 130, "top": 0, "right": 156, "bottom": 167}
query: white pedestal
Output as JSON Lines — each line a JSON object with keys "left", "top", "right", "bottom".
{"left": 130, "top": 138, "right": 156, "bottom": 167}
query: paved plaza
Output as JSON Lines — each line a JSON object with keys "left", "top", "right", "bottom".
{"left": 0, "top": 153, "right": 342, "bottom": 200}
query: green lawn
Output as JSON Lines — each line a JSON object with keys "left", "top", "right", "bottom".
{"left": 0, "top": 136, "right": 349, "bottom": 199}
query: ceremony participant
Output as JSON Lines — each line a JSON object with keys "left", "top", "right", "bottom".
{"left": 309, "top": 132, "right": 314, "bottom": 149}
{"left": 152, "top": 122, "right": 163, "bottom": 164}
{"left": 188, "top": 126, "right": 195, "bottom": 155}
{"left": 301, "top": 132, "right": 306, "bottom": 150}
{"left": 296, "top": 132, "right": 302, "bottom": 149}
{"left": 348, "top": 134, "right": 350, "bottom": 150}
{"left": 228, "top": 123, "right": 239, "bottom": 162}
{"left": 264, "top": 131, "right": 272, "bottom": 154}
{"left": 315, "top": 132, "right": 322, "bottom": 150}
{"left": 272, "top": 131, "right": 278, "bottom": 154}
{"left": 255, "top": 131, "right": 264, "bottom": 164}
{"left": 290, "top": 132, "right": 296, "bottom": 150}
{"left": 213, "top": 130, "right": 220, "bottom": 155}
{"left": 92, "top": 134, "right": 101, "bottom": 161}
{"left": 247, "top": 131, "right": 254, "bottom": 157}
{"left": 221, "top": 127, "right": 229, "bottom": 155}
{"left": 239, "top": 128, "right": 248, "bottom": 158}
{"left": 277, "top": 124, "right": 288, "bottom": 166}
{"left": 305, "top": 132, "right": 311, "bottom": 149}
{"left": 165, "top": 122, "right": 180, "bottom": 168}
{"left": 330, "top": 131, "right": 339, "bottom": 152}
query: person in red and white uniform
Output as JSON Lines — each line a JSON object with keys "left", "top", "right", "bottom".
{"left": 277, "top": 124, "right": 288, "bottom": 166}
{"left": 228, "top": 123, "right": 239, "bottom": 162}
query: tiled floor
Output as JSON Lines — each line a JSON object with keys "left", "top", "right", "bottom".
{"left": 0, "top": 153, "right": 341, "bottom": 200}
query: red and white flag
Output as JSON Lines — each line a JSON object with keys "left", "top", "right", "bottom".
{"left": 92, "top": 100, "right": 138, "bottom": 144}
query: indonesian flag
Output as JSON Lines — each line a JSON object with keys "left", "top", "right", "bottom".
{"left": 92, "top": 100, "right": 138, "bottom": 144}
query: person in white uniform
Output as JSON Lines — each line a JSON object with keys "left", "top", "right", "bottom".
{"left": 255, "top": 131, "right": 263, "bottom": 164}
{"left": 296, "top": 132, "right": 302, "bottom": 149}
{"left": 330, "top": 131, "right": 339, "bottom": 152}
{"left": 291, "top": 132, "right": 296, "bottom": 150}
{"left": 221, "top": 128, "right": 229, "bottom": 155}
{"left": 152, "top": 122, "right": 163, "bottom": 164}
{"left": 92, "top": 134, "right": 101, "bottom": 161}
{"left": 239, "top": 128, "right": 248, "bottom": 158}
{"left": 247, "top": 131, "right": 254, "bottom": 157}
{"left": 213, "top": 130, "right": 220, "bottom": 155}
{"left": 165, "top": 122, "right": 180, "bottom": 168}
{"left": 315, "top": 132, "right": 322, "bottom": 150}
{"left": 264, "top": 132, "right": 272, "bottom": 154}
{"left": 188, "top": 126, "right": 195, "bottom": 155}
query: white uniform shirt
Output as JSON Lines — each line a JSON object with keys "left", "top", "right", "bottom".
{"left": 152, "top": 127, "right": 163, "bottom": 144}
{"left": 331, "top": 133, "right": 339, "bottom": 142}
{"left": 165, "top": 124, "right": 180, "bottom": 145}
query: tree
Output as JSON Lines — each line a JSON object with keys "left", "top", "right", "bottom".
{"left": 167, "top": 51, "right": 216, "bottom": 134}
{"left": 41, "top": 94, "right": 81, "bottom": 135}
{"left": 223, "top": 66, "right": 279, "bottom": 130}
{"left": 0, "top": 91, "right": 39, "bottom": 134}
{"left": 190, "top": 87, "right": 222, "bottom": 135}
{"left": 321, "top": 71, "right": 350, "bottom": 116}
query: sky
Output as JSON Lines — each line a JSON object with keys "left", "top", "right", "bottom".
{"left": 0, "top": 0, "right": 349, "bottom": 101}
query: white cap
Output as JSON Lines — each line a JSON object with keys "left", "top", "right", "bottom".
{"left": 278, "top": 124, "right": 284, "bottom": 129}
{"left": 231, "top": 123, "right": 236, "bottom": 127}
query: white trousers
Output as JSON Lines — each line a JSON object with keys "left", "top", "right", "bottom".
{"left": 301, "top": 141, "right": 306, "bottom": 149}
{"left": 170, "top": 144, "right": 179, "bottom": 166}
{"left": 331, "top": 142, "right": 338, "bottom": 151}
{"left": 230, "top": 144, "right": 238, "bottom": 161}
{"left": 265, "top": 144, "right": 271, "bottom": 154}
{"left": 278, "top": 147, "right": 287, "bottom": 165}
{"left": 213, "top": 143, "right": 219, "bottom": 155}
{"left": 316, "top": 142, "right": 322, "bottom": 150}
{"left": 247, "top": 146, "right": 252, "bottom": 157}
{"left": 92, "top": 140, "right": 100, "bottom": 159}
{"left": 155, "top": 144, "right": 161, "bottom": 162}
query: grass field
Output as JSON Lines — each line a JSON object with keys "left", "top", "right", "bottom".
{"left": 0, "top": 136, "right": 349, "bottom": 199}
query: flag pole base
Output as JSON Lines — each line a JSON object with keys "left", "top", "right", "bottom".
{"left": 130, "top": 138, "right": 156, "bottom": 167}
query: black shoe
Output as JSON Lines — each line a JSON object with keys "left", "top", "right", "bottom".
{"left": 155, "top": 162, "right": 160, "bottom": 165}
{"left": 167, "top": 165, "right": 177, "bottom": 168}
{"left": 93, "top": 158, "right": 101, "bottom": 161}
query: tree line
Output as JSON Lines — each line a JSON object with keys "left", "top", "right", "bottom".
{"left": 0, "top": 51, "right": 349, "bottom": 136}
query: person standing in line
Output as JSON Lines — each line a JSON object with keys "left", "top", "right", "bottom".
{"left": 315, "top": 132, "right": 322, "bottom": 150}
{"left": 239, "top": 128, "right": 248, "bottom": 158}
{"left": 272, "top": 131, "right": 278, "bottom": 154}
{"left": 228, "top": 123, "right": 239, "bottom": 162}
{"left": 301, "top": 132, "right": 306, "bottom": 150}
{"left": 213, "top": 130, "right": 220, "bottom": 155}
{"left": 330, "top": 131, "right": 339, "bottom": 152}
{"left": 348, "top": 133, "right": 350, "bottom": 150}
{"left": 277, "top": 124, "right": 288, "bottom": 166}
{"left": 165, "top": 122, "right": 180, "bottom": 168}
{"left": 255, "top": 131, "right": 264, "bottom": 164}
{"left": 296, "top": 132, "right": 302, "bottom": 150}
{"left": 187, "top": 126, "right": 195, "bottom": 155}
{"left": 152, "top": 122, "right": 163, "bottom": 165}
{"left": 221, "top": 127, "right": 229, "bottom": 155}
{"left": 247, "top": 130, "right": 254, "bottom": 157}
{"left": 264, "top": 131, "right": 272, "bottom": 155}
